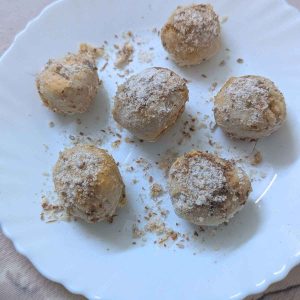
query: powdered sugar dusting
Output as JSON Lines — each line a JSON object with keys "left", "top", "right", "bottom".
{"left": 114, "top": 67, "right": 187, "bottom": 128}
{"left": 169, "top": 154, "right": 227, "bottom": 208}
{"left": 114, "top": 42, "right": 134, "bottom": 69}
{"left": 53, "top": 146, "right": 103, "bottom": 206}
{"left": 173, "top": 4, "right": 220, "bottom": 48}
{"left": 225, "top": 77, "right": 269, "bottom": 126}
{"left": 47, "top": 53, "right": 97, "bottom": 80}
{"left": 223, "top": 76, "right": 270, "bottom": 127}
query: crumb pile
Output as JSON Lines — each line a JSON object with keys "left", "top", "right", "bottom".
{"left": 114, "top": 42, "right": 134, "bottom": 69}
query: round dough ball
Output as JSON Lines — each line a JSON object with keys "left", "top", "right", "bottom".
{"left": 168, "top": 150, "right": 251, "bottom": 226}
{"left": 214, "top": 75, "right": 286, "bottom": 140}
{"left": 112, "top": 67, "right": 189, "bottom": 141}
{"left": 161, "top": 4, "right": 221, "bottom": 66}
{"left": 36, "top": 53, "right": 100, "bottom": 114}
{"left": 53, "top": 145, "right": 125, "bottom": 223}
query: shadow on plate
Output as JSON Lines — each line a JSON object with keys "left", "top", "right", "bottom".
{"left": 169, "top": 36, "right": 232, "bottom": 85}
{"left": 75, "top": 193, "right": 137, "bottom": 252}
{"left": 187, "top": 200, "right": 262, "bottom": 251}
{"left": 257, "top": 119, "right": 299, "bottom": 168}
{"left": 134, "top": 108, "right": 210, "bottom": 160}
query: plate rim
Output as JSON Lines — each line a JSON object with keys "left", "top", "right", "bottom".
{"left": 1, "top": 0, "right": 300, "bottom": 299}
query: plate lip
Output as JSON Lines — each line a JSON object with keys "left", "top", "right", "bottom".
{"left": 0, "top": 0, "right": 300, "bottom": 299}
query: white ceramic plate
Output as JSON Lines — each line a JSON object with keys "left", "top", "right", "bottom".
{"left": 1, "top": 0, "right": 300, "bottom": 299}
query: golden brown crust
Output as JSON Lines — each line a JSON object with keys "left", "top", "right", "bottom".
{"left": 36, "top": 52, "right": 100, "bottom": 115}
{"left": 161, "top": 4, "right": 221, "bottom": 66}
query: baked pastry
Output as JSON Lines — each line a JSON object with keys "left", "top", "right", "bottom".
{"left": 214, "top": 75, "right": 286, "bottom": 140}
{"left": 112, "top": 67, "right": 189, "bottom": 141}
{"left": 36, "top": 52, "right": 100, "bottom": 114}
{"left": 168, "top": 150, "right": 251, "bottom": 226}
{"left": 161, "top": 4, "right": 221, "bottom": 66}
{"left": 53, "top": 145, "right": 125, "bottom": 223}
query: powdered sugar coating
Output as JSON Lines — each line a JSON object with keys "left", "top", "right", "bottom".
{"left": 168, "top": 151, "right": 251, "bottom": 226}
{"left": 161, "top": 4, "right": 221, "bottom": 66}
{"left": 53, "top": 145, "right": 125, "bottom": 223}
{"left": 214, "top": 75, "right": 286, "bottom": 140}
{"left": 221, "top": 77, "right": 269, "bottom": 126}
{"left": 113, "top": 67, "right": 188, "bottom": 141}
{"left": 172, "top": 4, "right": 220, "bottom": 48}
{"left": 171, "top": 156, "right": 227, "bottom": 207}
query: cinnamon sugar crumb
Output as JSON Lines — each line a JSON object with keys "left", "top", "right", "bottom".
{"left": 219, "top": 60, "right": 226, "bottom": 66}
{"left": 145, "top": 217, "right": 165, "bottom": 234}
{"left": 111, "top": 139, "right": 121, "bottom": 148}
{"left": 132, "top": 224, "right": 145, "bottom": 238}
{"left": 250, "top": 151, "right": 262, "bottom": 165}
{"left": 209, "top": 81, "right": 218, "bottom": 92}
{"left": 115, "top": 43, "right": 134, "bottom": 69}
{"left": 40, "top": 196, "right": 69, "bottom": 223}
{"left": 125, "top": 137, "right": 135, "bottom": 144}
{"left": 79, "top": 43, "right": 104, "bottom": 59}
{"left": 99, "top": 62, "right": 108, "bottom": 72}
{"left": 151, "top": 183, "right": 164, "bottom": 198}
{"left": 126, "top": 165, "right": 134, "bottom": 172}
